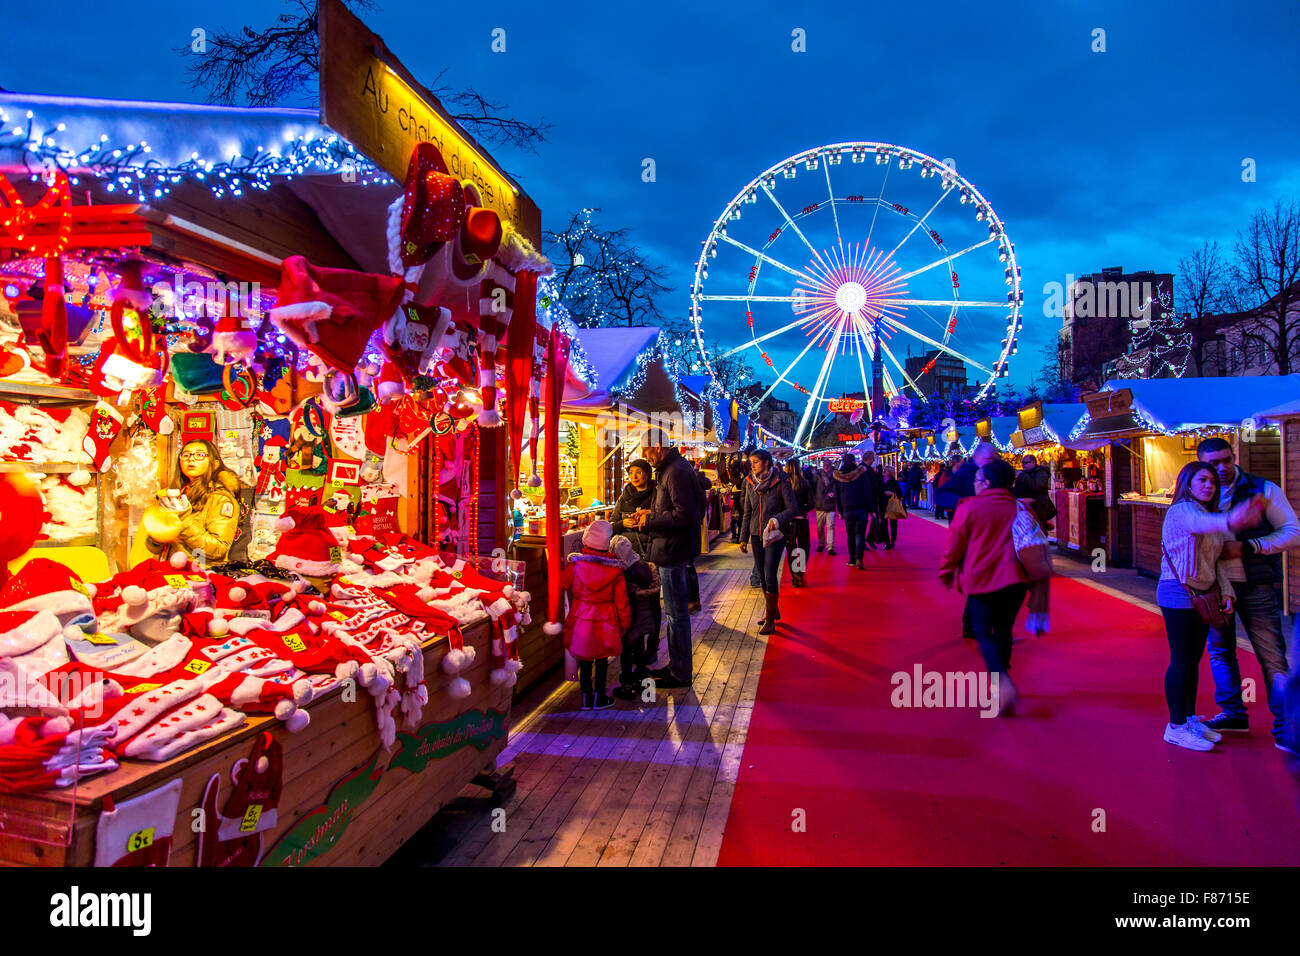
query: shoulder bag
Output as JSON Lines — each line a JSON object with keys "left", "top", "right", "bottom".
{"left": 1159, "top": 540, "right": 1230, "bottom": 629}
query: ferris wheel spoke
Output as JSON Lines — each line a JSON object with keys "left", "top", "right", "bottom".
{"left": 717, "top": 234, "right": 809, "bottom": 281}
{"left": 886, "top": 187, "right": 953, "bottom": 260}
{"left": 696, "top": 294, "right": 804, "bottom": 303}
{"left": 760, "top": 184, "right": 823, "bottom": 264}
{"left": 882, "top": 298, "right": 1007, "bottom": 308}
{"left": 864, "top": 163, "right": 891, "bottom": 250}
{"left": 878, "top": 338, "right": 926, "bottom": 399}
{"left": 755, "top": 337, "right": 820, "bottom": 408}
{"left": 883, "top": 317, "right": 994, "bottom": 376}
{"left": 794, "top": 324, "right": 843, "bottom": 448}
{"left": 822, "top": 161, "right": 843, "bottom": 247}
{"left": 894, "top": 236, "right": 998, "bottom": 283}
{"left": 716, "top": 315, "right": 812, "bottom": 359}
{"left": 854, "top": 324, "right": 873, "bottom": 420}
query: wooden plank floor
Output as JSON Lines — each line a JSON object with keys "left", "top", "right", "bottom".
{"left": 395, "top": 560, "right": 769, "bottom": 867}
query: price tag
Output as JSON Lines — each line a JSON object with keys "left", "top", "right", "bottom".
{"left": 164, "top": 574, "right": 187, "bottom": 588}
{"left": 282, "top": 634, "right": 307, "bottom": 653}
{"left": 125, "top": 682, "right": 162, "bottom": 695}
{"left": 84, "top": 633, "right": 120, "bottom": 646}
{"left": 329, "top": 611, "right": 348, "bottom": 622}
{"left": 329, "top": 547, "right": 342, "bottom": 564}
{"left": 184, "top": 659, "right": 212, "bottom": 675}
{"left": 126, "top": 828, "right": 155, "bottom": 853}
{"left": 71, "top": 579, "right": 91, "bottom": 598}
{"left": 224, "top": 429, "right": 240, "bottom": 443}
{"left": 240, "top": 804, "right": 263, "bottom": 832}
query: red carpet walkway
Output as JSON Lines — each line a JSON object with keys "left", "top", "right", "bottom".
{"left": 716, "top": 515, "right": 1300, "bottom": 865}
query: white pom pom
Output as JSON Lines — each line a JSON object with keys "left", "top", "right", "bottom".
{"left": 291, "top": 679, "right": 313, "bottom": 705}
{"left": 208, "top": 617, "right": 229, "bottom": 637}
{"left": 42, "top": 715, "right": 73, "bottom": 737}
{"left": 169, "top": 551, "right": 189, "bottom": 570}
{"left": 286, "top": 709, "right": 310, "bottom": 733}
{"left": 441, "top": 647, "right": 467, "bottom": 674}
{"left": 359, "top": 662, "right": 379, "bottom": 687}
{"left": 290, "top": 579, "right": 306, "bottom": 594}
{"left": 502, "top": 584, "right": 514, "bottom": 598}
{"left": 84, "top": 582, "right": 97, "bottom": 598}
{"left": 462, "top": 645, "right": 477, "bottom": 664}
{"left": 335, "top": 660, "right": 359, "bottom": 681}
{"left": 417, "top": 586, "right": 435, "bottom": 602}
{"left": 308, "top": 600, "right": 326, "bottom": 615}
{"left": 275, "top": 516, "right": 296, "bottom": 532}
{"left": 448, "top": 676, "right": 471, "bottom": 699}
{"left": 543, "top": 621, "right": 563, "bottom": 635}
{"left": 228, "top": 586, "right": 248, "bottom": 604}
{"left": 506, "top": 659, "right": 523, "bottom": 673}
{"left": 122, "top": 585, "right": 148, "bottom": 608}
{"left": 490, "top": 667, "right": 510, "bottom": 685}
{"left": 274, "top": 699, "right": 295, "bottom": 720}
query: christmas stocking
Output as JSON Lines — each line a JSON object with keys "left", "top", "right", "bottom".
{"left": 37, "top": 256, "right": 68, "bottom": 377}
{"left": 476, "top": 261, "right": 516, "bottom": 426}
{"left": 526, "top": 327, "right": 549, "bottom": 486}
{"left": 83, "top": 401, "right": 124, "bottom": 471}
{"left": 216, "top": 731, "right": 282, "bottom": 842}
{"left": 197, "top": 773, "right": 261, "bottom": 867}
{"left": 93, "top": 778, "right": 183, "bottom": 867}
{"left": 137, "top": 384, "right": 174, "bottom": 435}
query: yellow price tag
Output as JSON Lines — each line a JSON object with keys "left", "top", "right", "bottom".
{"left": 329, "top": 547, "right": 342, "bottom": 564}
{"left": 329, "top": 611, "right": 347, "bottom": 622}
{"left": 84, "top": 633, "right": 119, "bottom": 646}
{"left": 184, "top": 659, "right": 212, "bottom": 675}
{"left": 164, "top": 574, "right": 187, "bottom": 588}
{"left": 126, "top": 827, "right": 155, "bottom": 852}
{"left": 125, "top": 682, "right": 162, "bottom": 695}
{"left": 240, "top": 804, "right": 263, "bottom": 832}
{"left": 71, "top": 579, "right": 91, "bottom": 598}
{"left": 282, "top": 634, "right": 307, "bottom": 653}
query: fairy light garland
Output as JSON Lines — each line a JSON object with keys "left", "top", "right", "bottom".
{"left": 0, "top": 108, "right": 391, "bottom": 202}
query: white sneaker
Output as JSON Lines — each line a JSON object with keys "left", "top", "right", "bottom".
{"left": 1188, "top": 715, "right": 1222, "bottom": 743}
{"left": 1165, "top": 722, "right": 1214, "bottom": 752}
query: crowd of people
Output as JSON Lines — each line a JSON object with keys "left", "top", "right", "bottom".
{"left": 558, "top": 432, "right": 1300, "bottom": 767}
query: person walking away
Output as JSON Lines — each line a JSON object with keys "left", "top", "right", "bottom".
{"left": 833, "top": 453, "right": 873, "bottom": 570}
{"left": 624, "top": 429, "right": 701, "bottom": 690}
{"left": 739, "top": 449, "right": 798, "bottom": 634}
{"left": 685, "top": 462, "right": 711, "bottom": 614}
{"left": 1195, "top": 437, "right": 1300, "bottom": 750}
{"left": 859, "top": 451, "right": 887, "bottom": 551}
{"left": 937, "top": 459, "right": 1031, "bottom": 716}
{"left": 937, "top": 443, "right": 999, "bottom": 639}
{"left": 610, "top": 535, "right": 660, "bottom": 702}
{"left": 611, "top": 459, "right": 656, "bottom": 556}
{"left": 932, "top": 460, "right": 954, "bottom": 519}
{"left": 882, "top": 466, "right": 906, "bottom": 550}
{"left": 1012, "top": 453, "right": 1056, "bottom": 533}
{"left": 1156, "top": 461, "right": 1266, "bottom": 751}
{"left": 783, "top": 460, "right": 814, "bottom": 586}
{"left": 907, "top": 463, "right": 924, "bottom": 509}
{"left": 813, "top": 458, "right": 839, "bottom": 555}
{"left": 560, "top": 520, "right": 631, "bottom": 711}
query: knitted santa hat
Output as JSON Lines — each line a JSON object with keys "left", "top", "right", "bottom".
{"left": 268, "top": 506, "right": 364, "bottom": 579}
{"left": 269, "top": 256, "right": 408, "bottom": 374}
{"left": 0, "top": 558, "right": 95, "bottom": 619}
{"left": 395, "top": 142, "right": 465, "bottom": 270}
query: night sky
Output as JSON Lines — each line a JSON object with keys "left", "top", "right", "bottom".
{"left": 7, "top": 0, "right": 1298, "bottom": 411}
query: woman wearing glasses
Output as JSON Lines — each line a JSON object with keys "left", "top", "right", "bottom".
{"left": 170, "top": 439, "right": 243, "bottom": 563}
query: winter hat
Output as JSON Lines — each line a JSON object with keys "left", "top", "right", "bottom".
{"left": 0, "top": 559, "right": 95, "bottom": 619}
{"left": 397, "top": 142, "right": 466, "bottom": 269}
{"left": 610, "top": 535, "right": 638, "bottom": 570}
{"left": 268, "top": 506, "right": 364, "bottom": 579}
{"left": 210, "top": 306, "right": 258, "bottom": 366}
{"left": 270, "top": 256, "right": 409, "bottom": 374}
{"left": 627, "top": 459, "right": 653, "bottom": 481}
{"left": 581, "top": 519, "right": 614, "bottom": 552}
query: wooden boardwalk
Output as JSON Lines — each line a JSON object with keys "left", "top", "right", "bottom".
{"left": 394, "top": 563, "right": 768, "bottom": 867}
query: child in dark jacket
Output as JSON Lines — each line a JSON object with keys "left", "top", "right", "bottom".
{"left": 560, "top": 520, "right": 630, "bottom": 711}
{"left": 610, "top": 535, "right": 661, "bottom": 701}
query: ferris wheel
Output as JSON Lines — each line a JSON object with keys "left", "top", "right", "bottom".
{"left": 689, "top": 142, "right": 1024, "bottom": 451}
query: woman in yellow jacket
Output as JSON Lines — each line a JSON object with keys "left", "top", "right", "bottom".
{"left": 130, "top": 439, "right": 242, "bottom": 567}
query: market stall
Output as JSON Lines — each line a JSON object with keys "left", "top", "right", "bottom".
{"left": 1007, "top": 402, "right": 1103, "bottom": 551}
{"left": 1071, "top": 376, "right": 1299, "bottom": 574}
{"left": 1254, "top": 397, "right": 1300, "bottom": 615}
{"left": 0, "top": 0, "right": 562, "bottom": 866}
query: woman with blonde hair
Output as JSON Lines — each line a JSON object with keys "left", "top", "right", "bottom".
{"left": 169, "top": 438, "right": 243, "bottom": 563}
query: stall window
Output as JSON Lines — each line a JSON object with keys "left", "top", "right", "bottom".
{"left": 1140, "top": 435, "right": 1195, "bottom": 497}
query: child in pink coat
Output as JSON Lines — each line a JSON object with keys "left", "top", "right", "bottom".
{"left": 560, "top": 520, "right": 631, "bottom": 710}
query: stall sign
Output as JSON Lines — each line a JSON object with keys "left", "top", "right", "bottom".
{"left": 1022, "top": 425, "right": 1046, "bottom": 446}
{"left": 317, "top": 0, "right": 540, "bottom": 244}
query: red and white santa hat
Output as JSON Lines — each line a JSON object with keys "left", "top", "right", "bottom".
{"left": 0, "top": 559, "right": 95, "bottom": 619}
{"left": 0, "top": 607, "right": 66, "bottom": 658}
{"left": 268, "top": 506, "right": 364, "bottom": 579}
{"left": 210, "top": 308, "right": 258, "bottom": 366}
{"left": 269, "top": 256, "right": 409, "bottom": 374}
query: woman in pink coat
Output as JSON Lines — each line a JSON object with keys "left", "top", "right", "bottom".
{"left": 561, "top": 520, "right": 631, "bottom": 710}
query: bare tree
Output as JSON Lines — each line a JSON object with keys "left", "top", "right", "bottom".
{"left": 178, "top": 0, "right": 549, "bottom": 152}
{"left": 1177, "top": 240, "right": 1229, "bottom": 376}
{"left": 541, "top": 209, "right": 670, "bottom": 328}
{"left": 1222, "top": 198, "right": 1300, "bottom": 374}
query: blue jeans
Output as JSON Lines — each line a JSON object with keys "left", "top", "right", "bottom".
{"left": 750, "top": 534, "right": 786, "bottom": 594}
{"left": 1207, "top": 582, "right": 1289, "bottom": 738}
{"left": 658, "top": 562, "right": 692, "bottom": 681}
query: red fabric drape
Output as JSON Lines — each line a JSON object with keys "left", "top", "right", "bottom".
{"left": 503, "top": 270, "right": 538, "bottom": 488}
{"left": 544, "top": 327, "right": 571, "bottom": 630}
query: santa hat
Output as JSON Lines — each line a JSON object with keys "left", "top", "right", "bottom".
{"left": 0, "top": 607, "right": 67, "bottom": 658}
{"left": 419, "top": 183, "right": 502, "bottom": 306}
{"left": 210, "top": 308, "right": 258, "bottom": 366}
{"left": 268, "top": 506, "right": 364, "bottom": 579}
{"left": 395, "top": 142, "right": 466, "bottom": 270}
{"left": 94, "top": 555, "right": 200, "bottom": 626}
{"left": 382, "top": 302, "right": 453, "bottom": 389}
{"left": 0, "top": 559, "right": 95, "bottom": 619}
{"left": 269, "top": 256, "right": 409, "bottom": 374}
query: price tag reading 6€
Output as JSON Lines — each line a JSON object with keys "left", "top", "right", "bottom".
{"left": 240, "top": 804, "right": 263, "bottom": 832}
{"left": 127, "top": 827, "right": 155, "bottom": 853}
{"left": 281, "top": 633, "right": 307, "bottom": 653}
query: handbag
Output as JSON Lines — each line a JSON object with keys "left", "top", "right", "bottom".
{"left": 1160, "top": 540, "right": 1231, "bottom": 629}
{"left": 762, "top": 522, "right": 785, "bottom": 546}
{"left": 884, "top": 496, "right": 907, "bottom": 520}
{"left": 1012, "top": 501, "right": 1053, "bottom": 582}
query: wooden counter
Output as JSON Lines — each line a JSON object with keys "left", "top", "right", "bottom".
{"left": 1053, "top": 490, "right": 1106, "bottom": 554}
{"left": 1119, "top": 497, "right": 1171, "bottom": 577}
{"left": 0, "top": 618, "right": 513, "bottom": 867}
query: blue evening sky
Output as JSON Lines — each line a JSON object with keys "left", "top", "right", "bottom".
{"left": 5, "top": 0, "right": 1298, "bottom": 395}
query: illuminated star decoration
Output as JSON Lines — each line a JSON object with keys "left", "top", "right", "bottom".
{"left": 794, "top": 240, "right": 908, "bottom": 353}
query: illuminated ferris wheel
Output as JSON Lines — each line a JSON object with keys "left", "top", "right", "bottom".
{"left": 689, "top": 142, "right": 1024, "bottom": 451}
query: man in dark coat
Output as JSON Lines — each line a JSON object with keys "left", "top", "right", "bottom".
{"left": 686, "top": 461, "right": 711, "bottom": 613}
{"left": 625, "top": 429, "right": 702, "bottom": 688}
{"left": 1012, "top": 453, "right": 1056, "bottom": 531}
